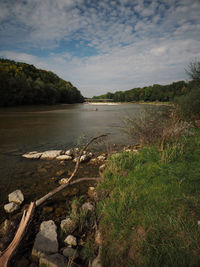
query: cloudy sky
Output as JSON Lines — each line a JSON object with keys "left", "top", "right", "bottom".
{"left": 0, "top": 0, "right": 200, "bottom": 97}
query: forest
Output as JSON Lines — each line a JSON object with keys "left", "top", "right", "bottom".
{"left": 92, "top": 80, "right": 195, "bottom": 102}
{"left": 0, "top": 58, "right": 84, "bottom": 106}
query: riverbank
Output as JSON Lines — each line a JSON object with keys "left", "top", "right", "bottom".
{"left": 96, "top": 127, "right": 200, "bottom": 266}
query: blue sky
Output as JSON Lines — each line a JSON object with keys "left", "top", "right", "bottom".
{"left": 0, "top": 0, "right": 200, "bottom": 97}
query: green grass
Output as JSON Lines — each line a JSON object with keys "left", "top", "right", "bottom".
{"left": 97, "top": 129, "right": 200, "bottom": 266}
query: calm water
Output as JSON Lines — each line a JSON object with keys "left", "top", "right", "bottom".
{"left": 0, "top": 103, "right": 163, "bottom": 220}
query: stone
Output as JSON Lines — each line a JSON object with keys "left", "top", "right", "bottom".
{"left": 22, "top": 151, "right": 42, "bottom": 159}
{"left": 32, "top": 220, "right": 58, "bottom": 258}
{"left": 8, "top": 189, "right": 24, "bottom": 204}
{"left": 64, "top": 235, "right": 77, "bottom": 247}
{"left": 56, "top": 155, "right": 72, "bottom": 160}
{"left": 99, "top": 164, "right": 106, "bottom": 173}
{"left": 0, "top": 219, "right": 15, "bottom": 236}
{"left": 60, "top": 217, "right": 77, "bottom": 234}
{"left": 4, "top": 202, "right": 20, "bottom": 213}
{"left": 81, "top": 202, "right": 94, "bottom": 212}
{"left": 65, "top": 149, "right": 73, "bottom": 156}
{"left": 88, "top": 187, "right": 97, "bottom": 200}
{"left": 39, "top": 253, "right": 66, "bottom": 267}
{"left": 62, "top": 247, "right": 78, "bottom": 259}
{"left": 97, "top": 155, "right": 106, "bottom": 161}
{"left": 56, "top": 170, "right": 66, "bottom": 176}
{"left": 95, "top": 230, "right": 102, "bottom": 246}
{"left": 59, "top": 178, "right": 69, "bottom": 184}
{"left": 37, "top": 167, "right": 47, "bottom": 174}
{"left": 40, "top": 150, "right": 63, "bottom": 160}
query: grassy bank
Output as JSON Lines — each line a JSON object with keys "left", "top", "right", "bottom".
{"left": 96, "top": 128, "right": 200, "bottom": 266}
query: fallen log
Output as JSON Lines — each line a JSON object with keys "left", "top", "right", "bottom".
{"left": 0, "top": 134, "right": 106, "bottom": 267}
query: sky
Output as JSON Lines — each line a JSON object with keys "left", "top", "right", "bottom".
{"left": 0, "top": 0, "right": 200, "bottom": 97}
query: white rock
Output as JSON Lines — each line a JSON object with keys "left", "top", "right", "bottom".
{"left": 4, "top": 202, "right": 20, "bottom": 213}
{"left": 40, "top": 150, "right": 63, "bottom": 159}
{"left": 65, "top": 149, "right": 73, "bottom": 156}
{"left": 32, "top": 220, "right": 58, "bottom": 258}
{"left": 8, "top": 189, "right": 24, "bottom": 205}
{"left": 22, "top": 151, "right": 43, "bottom": 159}
{"left": 64, "top": 235, "right": 77, "bottom": 247}
{"left": 81, "top": 202, "right": 94, "bottom": 212}
{"left": 97, "top": 155, "right": 106, "bottom": 161}
{"left": 59, "top": 178, "right": 69, "bottom": 184}
{"left": 39, "top": 253, "right": 66, "bottom": 267}
{"left": 56, "top": 155, "right": 72, "bottom": 160}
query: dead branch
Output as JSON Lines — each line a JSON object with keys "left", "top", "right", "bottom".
{"left": 0, "top": 202, "right": 35, "bottom": 267}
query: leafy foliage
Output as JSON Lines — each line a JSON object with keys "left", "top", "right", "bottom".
{"left": 93, "top": 81, "right": 188, "bottom": 102}
{"left": 0, "top": 58, "right": 84, "bottom": 106}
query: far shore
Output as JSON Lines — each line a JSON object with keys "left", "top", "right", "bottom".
{"left": 84, "top": 101, "right": 171, "bottom": 106}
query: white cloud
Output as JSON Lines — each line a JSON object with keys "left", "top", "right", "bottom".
{"left": 0, "top": 0, "right": 200, "bottom": 96}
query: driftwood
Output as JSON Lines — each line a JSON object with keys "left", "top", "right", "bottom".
{"left": 0, "top": 134, "right": 106, "bottom": 266}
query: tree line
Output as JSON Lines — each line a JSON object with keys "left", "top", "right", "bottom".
{"left": 0, "top": 58, "right": 84, "bottom": 106}
{"left": 92, "top": 80, "right": 194, "bottom": 102}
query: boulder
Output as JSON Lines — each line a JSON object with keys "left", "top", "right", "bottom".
{"left": 22, "top": 151, "right": 42, "bottom": 159}
{"left": 99, "top": 164, "right": 106, "bottom": 173}
{"left": 60, "top": 217, "right": 77, "bottom": 234}
{"left": 4, "top": 202, "right": 20, "bottom": 213}
{"left": 32, "top": 220, "right": 58, "bottom": 258}
{"left": 56, "top": 155, "right": 72, "bottom": 160}
{"left": 8, "top": 189, "right": 24, "bottom": 205}
{"left": 40, "top": 150, "right": 63, "bottom": 160}
{"left": 62, "top": 247, "right": 78, "bottom": 259}
{"left": 64, "top": 235, "right": 77, "bottom": 247}
{"left": 39, "top": 253, "right": 67, "bottom": 267}
{"left": 65, "top": 149, "right": 73, "bottom": 156}
{"left": 81, "top": 202, "right": 94, "bottom": 212}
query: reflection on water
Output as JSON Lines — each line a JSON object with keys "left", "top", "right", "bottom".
{"left": 0, "top": 103, "right": 164, "bottom": 220}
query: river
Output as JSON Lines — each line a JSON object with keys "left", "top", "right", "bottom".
{"left": 0, "top": 103, "right": 163, "bottom": 222}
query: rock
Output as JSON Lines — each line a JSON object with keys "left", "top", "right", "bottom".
{"left": 0, "top": 219, "right": 15, "bottom": 236}
{"left": 37, "top": 167, "right": 47, "bottom": 174}
{"left": 32, "top": 220, "right": 58, "bottom": 258}
{"left": 40, "top": 150, "right": 63, "bottom": 160}
{"left": 92, "top": 255, "right": 102, "bottom": 267}
{"left": 59, "top": 178, "right": 69, "bottom": 184}
{"left": 4, "top": 202, "right": 20, "bottom": 213}
{"left": 56, "top": 155, "right": 72, "bottom": 160}
{"left": 8, "top": 189, "right": 24, "bottom": 204}
{"left": 99, "top": 164, "right": 106, "bottom": 173}
{"left": 97, "top": 155, "right": 106, "bottom": 161}
{"left": 39, "top": 253, "right": 67, "bottom": 267}
{"left": 22, "top": 151, "right": 42, "bottom": 159}
{"left": 56, "top": 170, "right": 66, "bottom": 176}
{"left": 95, "top": 230, "right": 102, "bottom": 246}
{"left": 88, "top": 187, "right": 97, "bottom": 200}
{"left": 64, "top": 235, "right": 77, "bottom": 247}
{"left": 62, "top": 247, "right": 78, "bottom": 259}
{"left": 81, "top": 202, "right": 94, "bottom": 212}
{"left": 60, "top": 217, "right": 77, "bottom": 234}
{"left": 65, "top": 149, "right": 73, "bottom": 156}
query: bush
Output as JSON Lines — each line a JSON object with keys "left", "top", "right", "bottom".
{"left": 175, "top": 84, "right": 200, "bottom": 121}
{"left": 122, "top": 107, "right": 191, "bottom": 150}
